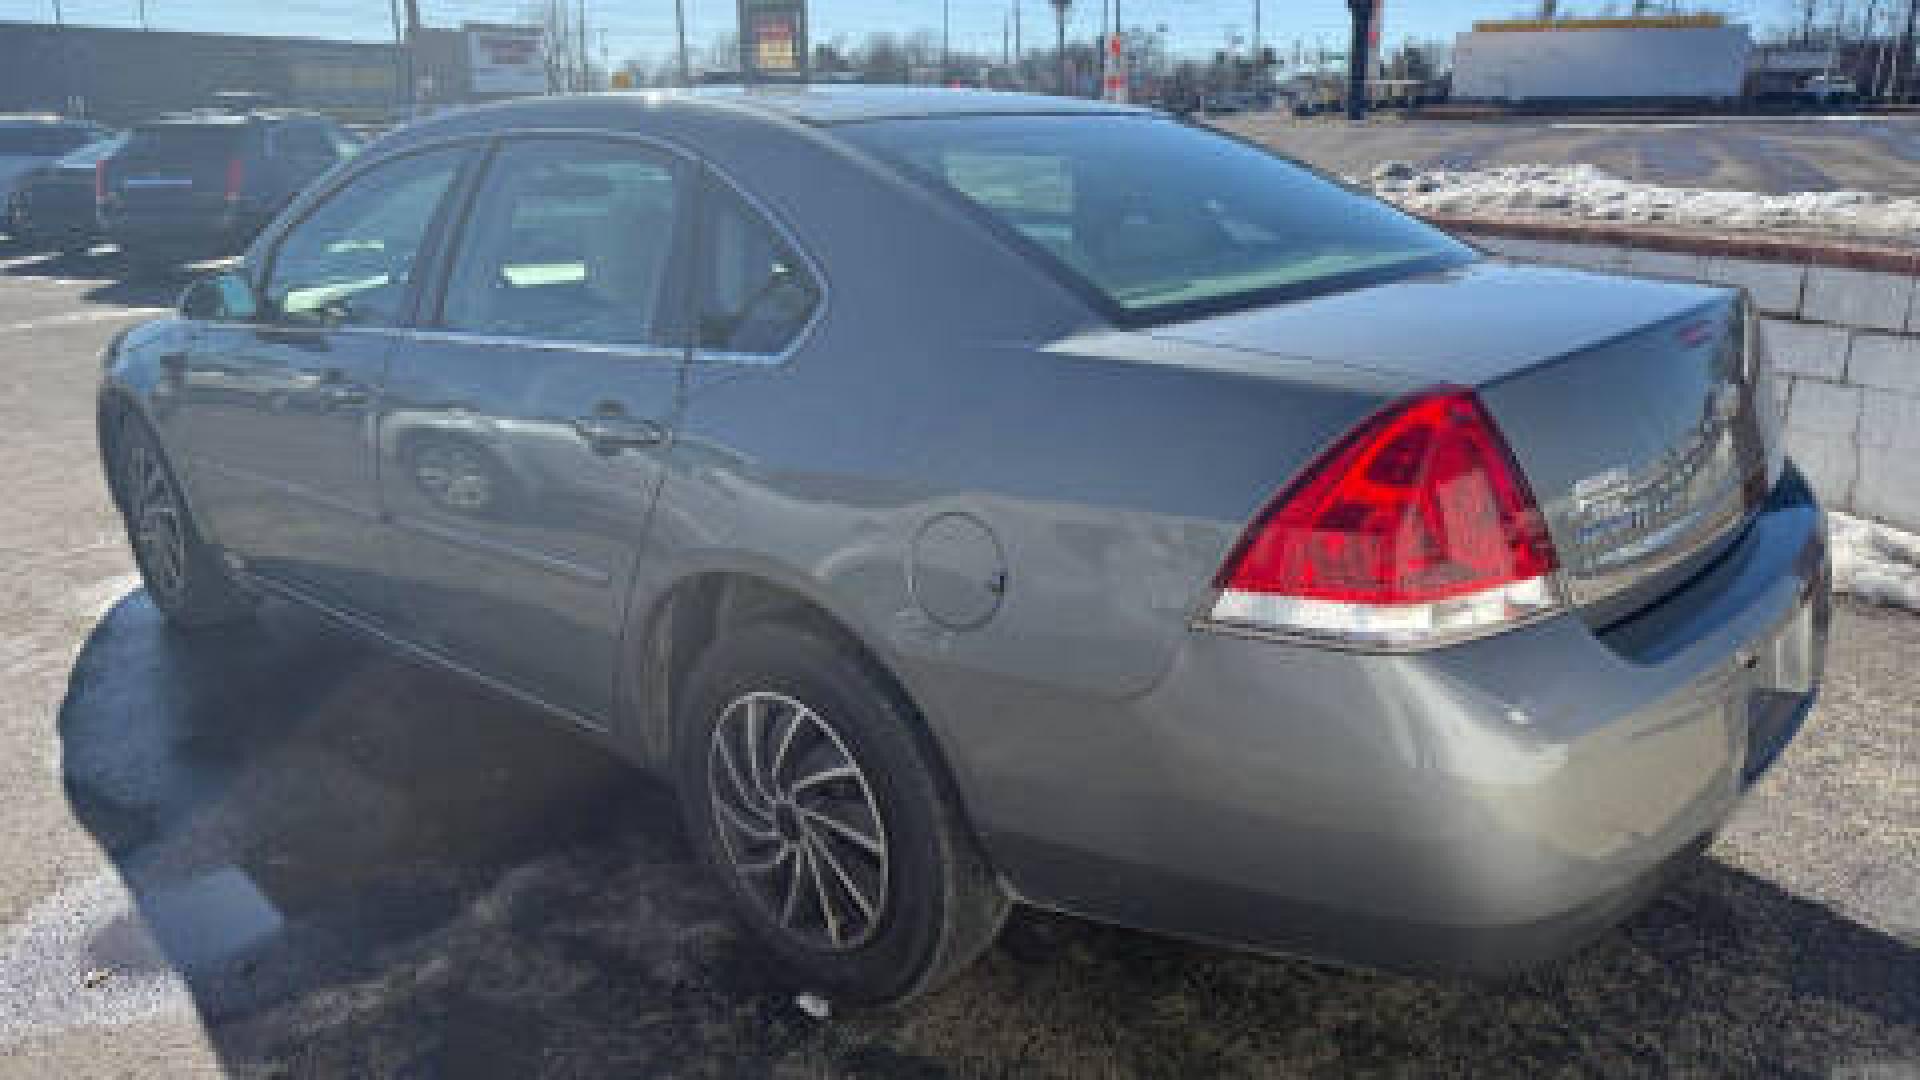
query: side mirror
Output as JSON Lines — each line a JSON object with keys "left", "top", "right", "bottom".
{"left": 179, "top": 270, "right": 261, "bottom": 322}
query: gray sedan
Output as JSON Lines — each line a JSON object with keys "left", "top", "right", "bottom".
{"left": 96, "top": 87, "right": 1828, "bottom": 1002}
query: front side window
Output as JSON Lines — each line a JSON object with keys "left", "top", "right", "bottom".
{"left": 262, "top": 147, "right": 467, "bottom": 327}
{"left": 842, "top": 114, "right": 1473, "bottom": 325}
{"left": 696, "top": 184, "right": 819, "bottom": 356}
{"left": 440, "top": 139, "right": 683, "bottom": 348}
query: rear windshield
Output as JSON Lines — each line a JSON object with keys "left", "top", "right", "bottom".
{"left": 56, "top": 135, "right": 125, "bottom": 168}
{"left": 840, "top": 114, "right": 1473, "bottom": 324}
{"left": 123, "top": 125, "right": 248, "bottom": 160}
{"left": 0, "top": 125, "right": 97, "bottom": 156}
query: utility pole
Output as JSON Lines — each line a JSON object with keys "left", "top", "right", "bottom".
{"left": 1052, "top": 0, "right": 1070, "bottom": 95}
{"left": 137, "top": 0, "right": 149, "bottom": 31}
{"left": 1252, "top": 0, "right": 1261, "bottom": 82}
{"left": 1014, "top": 0, "right": 1022, "bottom": 74}
{"left": 943, "top": 0, "right": 951, "bottom": 74}
{"left": 674, "top": 0, "right": 689, "bottom": 85}
{"left": 578, "top": 0, "right": 590, "bottom": 90}
{"left": 50, "top": 0, "right": 63, "bottom": 25}
{"left": 1346, "top": 0, "right": 1373, "bottom": 121}
{"left": 401, "top": 0, "right": 422, "bottom": 111}
{"left": 1903, "top": 0, "right": 1919, "bottom": 101}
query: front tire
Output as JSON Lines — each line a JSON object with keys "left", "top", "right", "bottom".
{"left": 111, "top": 414, "right": 255, "bottom": 629}
{"left": 674, "top": 622, "right": 1008, "bottom": 1002}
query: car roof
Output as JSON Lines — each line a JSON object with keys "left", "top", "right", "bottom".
{"left": 491, "top": 85, "right": 1150, "bottom": 127}
{"left": 0, "top": 115, "right": 96, "bottom": 129}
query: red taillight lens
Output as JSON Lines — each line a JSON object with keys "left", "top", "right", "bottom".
{"left": 223, "top": 157, "right": 244, "bottom": 201}
{"left": 1210, "top": 387, "right": 1561, "bottom": 646}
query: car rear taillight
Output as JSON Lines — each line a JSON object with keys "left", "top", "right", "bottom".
{"left": 1207, "top": 387, "right": 1562, "bottom": 648}
{"left": 94, "top": 159, "right": 107, "bottom": 203}
{"left": 224, "top": 157, "right": 244, "bottom": 202}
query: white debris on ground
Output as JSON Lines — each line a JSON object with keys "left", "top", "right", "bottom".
{"left": 1367, "top": 160, "right": 1920, "bottom": 244}
{"left": 794, "top": 992, "right": 832, "bottom": 1020}
{"left": 1829, "top": 512, "right": 1920, "bottom": 612}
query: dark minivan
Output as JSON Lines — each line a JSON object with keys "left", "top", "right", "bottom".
{"left": 99, "top": 111, "right": 357, "bottom": 269}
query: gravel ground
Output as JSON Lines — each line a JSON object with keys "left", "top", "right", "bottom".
{"left": 0, "top": 246, "right": 1915, "bottom": 1078}
{"left": 1216, "top": 113, "right": 1920, "bottom": 198}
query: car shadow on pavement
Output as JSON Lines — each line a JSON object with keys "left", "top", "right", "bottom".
{"left": 0, "top": 244, "right": 216, "bottom": 308}
{"left": 52, "top": 591, "right": 1920, "bottom": 1078}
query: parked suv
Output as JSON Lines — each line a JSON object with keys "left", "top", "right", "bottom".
{"left": 0, "top": 116, "right": 111, "bottom": 229}
{"left": 98, "top": 110, "right": 357, "bottom": 270}
{"left": 5, "top": 133, "right": 124, "bottom": 254}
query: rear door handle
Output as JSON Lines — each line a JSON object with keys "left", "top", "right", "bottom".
{"left": 572, "top": 402, "right": 667, "bottom": 454}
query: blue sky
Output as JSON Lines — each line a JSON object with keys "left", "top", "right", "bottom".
{"left": 4, "top": 0, "right": 1802, "bottom": 72}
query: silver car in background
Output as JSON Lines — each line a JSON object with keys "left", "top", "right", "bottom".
{"left": 97, "top": 88, "right": 1829, "bottom": 1002}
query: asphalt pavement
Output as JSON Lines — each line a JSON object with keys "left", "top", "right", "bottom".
{"left": 0, "top": 244, "right": 1914, "bottom": 1078}
{"left": 1220, "top": 113, "right": 1920, "bottom": 195}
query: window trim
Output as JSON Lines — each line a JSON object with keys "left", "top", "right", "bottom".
{"left": 248, "top": 139, "right": 485, "bottom": 333}
{"left": 418, "top": 130, "right": 700, "bottom": 361}
{"left": 688, "top": 159, "right": 829, "bottom": 369}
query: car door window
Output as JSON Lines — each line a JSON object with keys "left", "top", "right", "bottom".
{"left": 696, "top": 183, "right": 820, "bottom": 357}
{"left": 262, "top": 147, "right": 466, "bottom": 328}
{"left": 441, "top": 139, "right": 684, "bottom": 348}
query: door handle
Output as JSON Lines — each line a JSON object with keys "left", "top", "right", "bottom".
{"left": 571, "top": 402, "right": 666, "bottom": 454}
{"left": 316, "top": 368, "right": 370, "bottom": 408}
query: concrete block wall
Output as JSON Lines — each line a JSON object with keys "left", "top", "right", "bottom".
{"left": 1449, "top": 222, "right": 1920, "bottom": 535}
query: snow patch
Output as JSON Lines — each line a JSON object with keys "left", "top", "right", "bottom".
{"left": 1830, "top": 512, "right": 1920, "bottom": 612}
{"left": 1370, "top": 161, "right": 1920, "bottom": 243}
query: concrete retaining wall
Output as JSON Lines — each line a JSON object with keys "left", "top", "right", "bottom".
{"left": 1440, "top": 218, "right": 1920, "bottom": 534}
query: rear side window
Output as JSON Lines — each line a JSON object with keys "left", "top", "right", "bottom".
{"left": 440, "top": 138, "right": 684, "bottom": 348}
{"left": 696, "top": 183, "right": 819, "bottom": 356}
{"left": 842, "top": 114, "right": 1472, "bottom": 325}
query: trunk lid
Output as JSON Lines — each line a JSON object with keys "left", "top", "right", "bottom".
{"left": 1149, "top": 260, "right": 1778, "bottom": 624}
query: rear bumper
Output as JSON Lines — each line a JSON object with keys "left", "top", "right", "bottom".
{"left": 960, "top": 466, "right": 1829, "bottom": 974}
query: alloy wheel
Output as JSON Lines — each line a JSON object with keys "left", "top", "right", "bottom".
{"left": 125, "top": 443, "right": 188, "bottom": 599}
{"left": 708, "top": 691, "right": 890, "bottom": 951}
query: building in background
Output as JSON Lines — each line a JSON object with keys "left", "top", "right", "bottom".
{"left": 1451, "top": 15, "right": 1751, "bottom": 107}
{"left": 0, "top": 22, "right": 400, "bottom": 123}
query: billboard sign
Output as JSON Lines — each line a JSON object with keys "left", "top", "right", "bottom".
{"left": 738, "top": 0, "right": 807, "bottom": 79}
{"left": 465, "top": 24, "right": 548, "bottom": 95}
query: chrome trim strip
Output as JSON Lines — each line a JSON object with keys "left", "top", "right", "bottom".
{"left": 389, "top": 327, "right": 686, "bottom": 363}
{"left": 238, "top": 569, "right": 610, "bottom": 733}
{"left": 387, "top": 512, "right": 615, "bottom": 587}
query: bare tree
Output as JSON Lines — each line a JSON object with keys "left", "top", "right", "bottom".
{"left": 856, "top": 31, "right": 908, "bottom": 81}
{"left": 706, "top": 31, "right": 740, "bottom": 74}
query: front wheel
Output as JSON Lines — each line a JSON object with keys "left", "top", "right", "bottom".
{"left": 111, "top": 415, "right": 255, "bottom": 628}
{"left": 674, "top": 623, "right": 1009, "bottom": 1002}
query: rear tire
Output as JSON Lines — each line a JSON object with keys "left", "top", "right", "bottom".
{"left": 110, "top": 414, "right": 255, "bottom": 629}
{"left": 673, "top": 622, "right": 1009, "bottom": 1003}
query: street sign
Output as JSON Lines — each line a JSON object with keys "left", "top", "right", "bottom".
{"left": 464, "top": 24, "right": 548, "bottom": 95}
{"left": 738, "top": 0, "right": 807, "bottom": 79}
